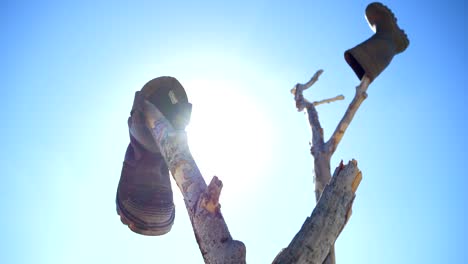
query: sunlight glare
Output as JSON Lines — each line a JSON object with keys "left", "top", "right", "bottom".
{"left": 183, "top": 79, "right": 274, "bottom": 201}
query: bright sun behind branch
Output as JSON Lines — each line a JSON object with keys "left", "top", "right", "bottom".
{"left": 183, "top": 79, "right": 274, "bottom": 202}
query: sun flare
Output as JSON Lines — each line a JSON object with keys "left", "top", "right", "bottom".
{"left": 183, "top": 79, "right": 274, "bottom": 199}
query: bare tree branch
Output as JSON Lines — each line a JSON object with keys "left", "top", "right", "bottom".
{"left": 326, "top": 76, "right": 371, "bottom": 155}
{"left": 283, "top": 71, "right": 371, "bottom": 264}
{"left": 306, "top": 101, "right": 326, "bottom": 149}
{"left": 291, "top": 70, "right": 330, "bottom": 151}
{"left": 298, "top": 69, "right": 324, "bottom": 91}
{"left": 273, "top": 160, "right": 362, "bottom": 264}
{"left": 290, "top": 70, "right": 337, "bottom": 264}
{"left": 312, "top": 95, "right": 345, "bottom": 106}
{"left": 291, "top": 69, "right": 324, "bottom": 111}
{"left": 143, "top": 100, "right": 246, "bottom": 264}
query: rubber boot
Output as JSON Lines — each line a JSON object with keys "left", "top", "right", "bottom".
{"left": 344, "top": 2, "right": 409, "bottom": 83}
{"left": 116, "top": 76, "right": 192, "bottom": 236}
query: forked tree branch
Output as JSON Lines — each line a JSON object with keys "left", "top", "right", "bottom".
{"left": 291, "top": 70, "right": 344, "bottom": 153}
{"left": 281, "top": 70, "right": 370, "bottom": 264}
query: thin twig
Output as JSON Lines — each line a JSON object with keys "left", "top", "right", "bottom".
{"left": 291, "top": 70, "right": 326, "bottom": 146}
{"left": 302, "top": 69, "right": 324, "bottom": 91}
{"left": 291, "top": 69, "right": 324, "bottom": 111}
{"left": 313, "top": 95, "right": 345, "bottom": 106}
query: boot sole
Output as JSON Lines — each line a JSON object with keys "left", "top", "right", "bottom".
{"left": 116, "top": 196, "right": 175, "bottom": 236}
{"left": 366, "top": 2, "right": 409, "bottom": 53}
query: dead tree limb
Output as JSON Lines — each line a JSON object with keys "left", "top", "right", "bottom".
{"left": 278, "top": 70, "right": 371, "bottom": 264}
{"left": 143, "top": 100, "right": 246, "bottom": 264}
{"left": 139, "top": 70, "right": 369, "bottom": 264}
{"left": 272, "top": 160, "right": 362, "bottom": 264}
{"left": 326, "top": 77, "right": 370, "bottom": 155}
{"left": 312, "top": 95, "right": 345, "bottom": 107}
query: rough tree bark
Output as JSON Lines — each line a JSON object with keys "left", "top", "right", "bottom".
{"left": 273, "top": 70, "right": 370, "bottom": 264}
{"left": 143, "top": 100, "right": 246, "bottom": 264}
{"left": 141, "top": 70, "right": 371, "bottom": 264}
{"left": 272, "top": 160, "right": 361, "bottom": 264}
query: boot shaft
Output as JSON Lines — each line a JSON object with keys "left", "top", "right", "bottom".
{"left": 345, "top": 2, "right": 409, "bottom": 83}
{"left": 116, "top": 137, "right": 175, "bottom": 236}
{"left": 345, "top": 32, "right": 397, "bottom": 82}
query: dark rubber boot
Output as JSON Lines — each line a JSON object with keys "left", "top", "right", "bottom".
{"left": 116, "top": 76, "right": 191, "bottom": 236}
{"left": 344, "top": 2, "right": 409, "bottom": 83}
{"left": 116, "top": 136, "right": 175, "bottom": 236}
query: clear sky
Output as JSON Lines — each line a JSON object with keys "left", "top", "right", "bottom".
{"left": 2, "top": 0, "right": 467, "bottom": 263}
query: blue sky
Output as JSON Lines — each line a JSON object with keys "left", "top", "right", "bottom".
{"left": 2, "top": 0, "right": 467, "bottom": 263}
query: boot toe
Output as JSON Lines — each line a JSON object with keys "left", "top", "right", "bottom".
{"left": 117, "top": 183, "right": 175, "bottom": 236}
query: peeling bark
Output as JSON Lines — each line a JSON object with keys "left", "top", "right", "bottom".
{"left": 273, "top": 160, "right": 362, "bottom": 264}
{"left": 143, "top": 100, "right": 246, "bottom": 264}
